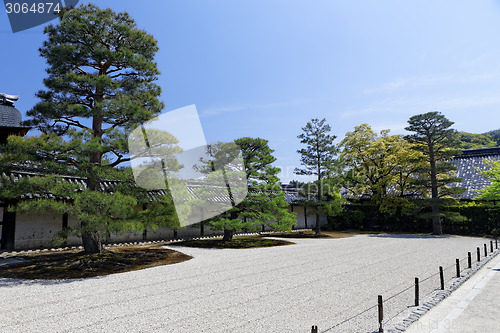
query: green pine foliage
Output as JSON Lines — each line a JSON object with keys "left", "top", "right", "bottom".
{"left": 405, "top": 111, "right": 465, "bottom": 234}
{"left": 295, "top": 118, "right": 338, "bottom": 234}
{"left": 206, "top": 138, "right": 296, "bottom": 241}
{"left": 0, "top": 4, "right": 170, "bottom": 253}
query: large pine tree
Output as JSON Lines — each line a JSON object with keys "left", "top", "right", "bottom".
{"left": 16, "top": 4, "right": 163, "bottom": 253}
{"left": 405, "top": 111, "right": 464, "bottom": 234}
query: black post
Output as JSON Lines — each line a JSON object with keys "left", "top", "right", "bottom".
{"left": 439, "top": 266, "right": 444, "bottom": 290}
{"left": 491, "top": 240, "right": 494, "bottom": 253}
{"left": 468, "top": 252, "right": 472, "bottom": 269}
{"left": 456, "top": 259, "right": 460, "bottom": 278}
{"left": 496, "top": 238, "right": 498, "bottom": 249}
{"left": 378, "top": 295, "right": 384, "bottom": 333}
{"left": 311, "top": 325, "right": 318, "bottom": 333}
{"left": 477, "top": 247, "right": 481, "bottom": 262}
{"left": 415, "top": 277, "right": 419, "bottom": 306}
{"left": 1, "top": 201, "right": 17, "bottom": 250}
{"left": 484, "top": 244, "right": 488, "bottom": 257}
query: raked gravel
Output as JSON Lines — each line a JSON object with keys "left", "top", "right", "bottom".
{"left": 0, "top": 234, "right": 494, "bottom": 333}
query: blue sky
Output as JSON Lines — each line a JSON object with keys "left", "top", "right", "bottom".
{"left": 2, "top": 1, "right": 500, "bottom": 183}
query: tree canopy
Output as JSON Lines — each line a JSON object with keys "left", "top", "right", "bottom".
{"left": 339, "top": 124, "right": 426, "bottom": 215}
{"left": 1, "top": 4, "right": 167, "bottom": 253}
{"left": 203, "top": 137, "right": 296, "bottom": 241}
{"left": 295, "top": 118, "right": 338, "bottom": 233}
{"left": 477, "top": 160, "right": 500, "bottom": 200}
{"left": 405, "top": 111, "right": 464, "bottom": 234}
{"left": 454, "top": 132, "right": 497, "bottom": 149}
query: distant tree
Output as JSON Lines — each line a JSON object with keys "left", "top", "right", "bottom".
{"left": 295, "top": 118, "right": 338, "bottom": 234}
{"left": 454, "top": 132, "right": 497, "bottom": 149}
{"left": 484, "top": 129, "right": 500, "bottom": 146}
{"left": 405, "top": 111, "right": 464, "bottom": 234}
{"left": 203, "top": 138, "right": 296, "bottom": 241}
{"left": 477, "top": 160, "right": 500, "bottom": 200}
{"left": 7, "top": 4, "right": 164, "bottom": 253}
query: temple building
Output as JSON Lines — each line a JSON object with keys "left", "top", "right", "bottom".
{"left": 0, "top": 93, "right": 30, "bottom": 144}
{"left": 0, "top": 93, "right": 31, "bottom": 250}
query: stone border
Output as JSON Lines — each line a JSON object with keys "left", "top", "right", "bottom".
{"left": 388, "top": 247, "right": 500, "bottom": 332}
{"left": 0, "top": 229, "right": 312, "bottom": 259}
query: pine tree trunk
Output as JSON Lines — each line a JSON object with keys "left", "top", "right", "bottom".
{"left": 222, "top": 228, "right": 234, "bottom": 241}
{"left": 315, "top": 214, "right": 321, "bottom": 234}
{"left": 82, "top": 229, "right": 102, "bottom": 254}
{"left": 432, "top": 205, "right": 443, "bottom": 235}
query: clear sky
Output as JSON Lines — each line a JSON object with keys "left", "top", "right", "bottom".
{"left": 2, "top": 1, "right": 500, "bottom": 183}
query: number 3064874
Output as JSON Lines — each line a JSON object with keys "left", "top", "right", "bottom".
{"left": 5, "top": 2, "right": 61, "bottom": 14}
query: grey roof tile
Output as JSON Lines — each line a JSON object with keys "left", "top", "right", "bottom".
{"left": 0, "top": 104, "right": 22, "bottom": 127}
{"left": 451, "top": 148, "right": 500, "bottom": 199}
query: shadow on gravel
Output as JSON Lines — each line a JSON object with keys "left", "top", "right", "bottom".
{"left": 368, "top": 234, "right": 450, "bottom": 239}
{"left": 0, "top": 277, "right": 82, "bottom": 287}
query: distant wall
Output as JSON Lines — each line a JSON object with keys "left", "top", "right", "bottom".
{"left": 291, "top": 204, "right": 327, "bottom": 229}
{"left": 8, "top": 204, "right": 326, "bottom": 250}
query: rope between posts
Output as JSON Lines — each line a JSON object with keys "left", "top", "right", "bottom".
{"left": 314, "top": 244, "right": 498, "bottom": 332}
{"left": 384, "top": 283, "right": 414, "bottom": 303}
{"left": 320, "top": 303, "right": 378, "bottom": 333}
{"left": 383, "top": 305, "right": 409, "bottom": 325}
{"left": 419, "top": 270, "right": 440, "bottom": 283}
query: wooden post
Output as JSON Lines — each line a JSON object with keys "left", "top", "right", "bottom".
{"left": 468, "top": 252, "right": 472, "bottom": 269}
{"left": 311, "top": 325, "right": 318, "bottom": 333}
{"left": 491, "top": 240, "right": 494, "bottom": 253}
{"left": 484, "top": 243, "right": 488, "bottom": 257}
{"left": 439, "top": 266, "right": 444, "bottom": 290}
{"left": 456, "top": 259, "right": 460, "bottom": 278}
{"left": 415, "top": 278, "right": 419, "bottom": 306}
{"left": 477, "top": 247, "right": 481, "bottom": 262}
{"left": 378, "top": 295, "right": 384, "bottom": 333}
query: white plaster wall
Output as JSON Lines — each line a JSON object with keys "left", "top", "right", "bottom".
{"left": 291, "top": 205, "right": 327, "bottom": 229}
{"left": 15, "top": 213, "right": 63, "bottom": 249}
{"left": 11, "top": 205, "right": 327, "bottom": 249}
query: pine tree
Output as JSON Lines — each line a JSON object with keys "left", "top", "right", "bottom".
{"left": 9, "top": 4, "right": 164, "bottom": 253}
{"left": 405, "top": 111, "right": 464, "bottom": 234}
{"left": 295, "top": 118, "right": 338, "bottom": 234}
{"left": 203, "top": 138, "right": 296, "bottom": 241}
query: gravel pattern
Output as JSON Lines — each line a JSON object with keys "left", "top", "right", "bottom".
{"left": 0, "top": 234, "right": 495, "bottom": 333}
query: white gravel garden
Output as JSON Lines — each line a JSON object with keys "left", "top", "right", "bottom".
{"left": 0, "top": 234, "right": 494, "bottom": 333}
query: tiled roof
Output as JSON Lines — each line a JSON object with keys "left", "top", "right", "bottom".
{"left": 2, "top": 170, "right": 304, "bottom": 204}
{"left": 0, "top": 104, "right": 22, "bottom": 127}
{"left": 451, "top": 147, "right": 500, "bottom": 199}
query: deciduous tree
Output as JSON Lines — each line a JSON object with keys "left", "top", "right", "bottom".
{"left": 339, "top": 124, "right": 426, "bottom": 215}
